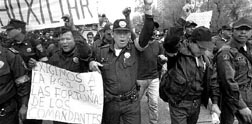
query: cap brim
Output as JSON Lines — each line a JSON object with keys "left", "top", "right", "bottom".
{"left": 1, "top": 25, "right": 14, "bottom": 29}
{"left": 233, "top": 24, "right": 252, "bottom": 29}
{"left": 196, "top": 41, "right": 215, "bottom": 50}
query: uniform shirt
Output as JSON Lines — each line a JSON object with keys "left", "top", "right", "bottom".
{"left": 0, "top": 45, "right": 30, "bottom": 104}
{"left": 92, "top": 14, "right": 154, "bottom": 95}
{"left": 49, "top": 46, "right": 91, "bottom": 73}
{"left": 216, "top": 40, "right": 252, "bottom": 110}
{"left": 137, "top": 40, "right": 164, "bottom": 80}
{"left": 11, "top": 34, "right": 47, "bottom": 64}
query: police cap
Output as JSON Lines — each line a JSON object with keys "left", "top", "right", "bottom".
{"left": 2, "top": 19, "right": 26, "bottom": 30}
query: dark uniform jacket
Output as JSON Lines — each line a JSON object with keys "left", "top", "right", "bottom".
{"left": 0, "top": 45, "right": 30, "bottom": 105}
{"left": 92, "top": 14, "right": 154, "bottom": 95}
{"left": 216, "top": 39, "right": 252, "bottom": 111}
{"left": 11, "top": 34, "right": 47, "bottom": 64}
{"left": 49, "top": 43, "right": 92, "bottom": 73}
{"left": 164, "top": 41, "right": 219, "bottom": 106}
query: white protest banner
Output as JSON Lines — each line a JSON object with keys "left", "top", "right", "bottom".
{"left": 27, "top": 62, "right": 103, "bottom": 124}
{"left": 0, "top": 0, "right": 98, "bottom": 31}
{"left": 186, "top": 11, "right": 213, "bottom": 28}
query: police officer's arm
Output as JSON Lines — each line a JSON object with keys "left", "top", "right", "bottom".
{"left": 62, "top": 14, "right": 78, "bottom": 31}
{"left": 89, "top": 43, "right": 104, "bottom": 73}
{"left": 209, "top": 67, "right": 220, "bottom": 104}
{"left": 123, "top": 7, "right": 137, "bottom": 41}
{"left": 7, "top": 50, "right": 30, "bottom": 120}
{"left": 134, "top": 0, "right": 154, "bottom": 51}
{"left": 216, "top": 51, "right": 247, "bottom": 110}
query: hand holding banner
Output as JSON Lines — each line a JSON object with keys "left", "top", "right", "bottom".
{"left": 27, "top": 62, "right": 103, "bottom": 124}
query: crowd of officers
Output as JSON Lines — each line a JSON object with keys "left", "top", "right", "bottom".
{"left": 1, "top": 0, "right": 252, "bottom": 124}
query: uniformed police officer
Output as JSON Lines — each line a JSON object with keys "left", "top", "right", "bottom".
{"left": 29, "top": 27, "right": 92, "bottom": 124}
{"left": 1, "top": 19, "right": 48, "bottom": 124}
{"left": 216, "top": 17, "right": 252, "bottom": 124}
{"left": 89, "top": 0, "right": 154, "bottom": 124}
{"left": 0, "top": 44, "right": 30, "bottom": 124}
{"left": 212, "top": 24, "right": 232, "bottom": 53}
{"left": 2, "top": 19, "right": 48, "bottom": 63}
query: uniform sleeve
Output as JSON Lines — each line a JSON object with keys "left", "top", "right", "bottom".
{"left": 72, "top": 30, "right": 93, "bottom": 63}
{"left": 163, "top": 26, "right": 184, "bottom": 54}
{"left": 216, "top": 51, "right": 247, "bottom": 109}
{"left": 6, "top": 50, "right": 30, "bottom": 97}
{"left": 134, "top": 14, "right": 154, "bottom": 51}
{"left": 209, "top": 64, "right": 220, "bottom": 104}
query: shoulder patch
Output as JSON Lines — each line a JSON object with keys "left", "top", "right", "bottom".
{"left": 8, "top": 48, "right": 19, "bottom": 54}
{"left": 222, "top": 54, "right": 230, "bottom": 61}
{"left": 230, "top": 47, "right": 238, "bottom": 53}
{"left": 218, "top": 45, "right": 231, "bottom": 52}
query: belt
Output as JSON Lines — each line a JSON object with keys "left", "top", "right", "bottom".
{"left": 106, "top": 87, "right": 138, "bottom": 102}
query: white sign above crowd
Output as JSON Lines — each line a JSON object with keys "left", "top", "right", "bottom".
{"left": 0, "top": 0, "right": 99, "bottom": 31}
{"left": 186, "top": 11, "right": 213, "bottom": 28}
{"left": 27, "top": 62, "right": 104, "bottom": 124}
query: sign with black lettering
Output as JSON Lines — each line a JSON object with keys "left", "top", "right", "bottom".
{"left": 27, "top": 62, "right": 103, "bottom": 124}
{"left": 186, "top": 11, "right": 213, "bottom": 28}
{"left": 0, "top": 0, "right": 98, "bottom": 31}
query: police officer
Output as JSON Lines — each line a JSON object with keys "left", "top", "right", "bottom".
{"left": 29, "top": 27, "right": 92, "bottom": 124}
{"left": 89, "top": 0, "right": 154, "bottom": 124}
{"left": 2, "top": 19, "right": 48, "bottom": 65}
{"left": 216, "top": 17, "right": 252, "bottom": 124}
{"left": 48, "top": 27, "right": 92, "bottom": 73}
{"left": 212, "top": 24, "right": 232, "bottom": 53}
{"left": 2, "top": 19, "right": 48, "bottom": 124}
{"left": 0, "top": 44, "right": 30, "bottom": 124}
{"left": 162, "top": 26, "right": 221, "bottom": 124}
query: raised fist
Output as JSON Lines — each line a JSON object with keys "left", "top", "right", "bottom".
{"left": 62, "top": 14, "right": 74, "bottom": 28}
{"left": 144, "top": 0, "right": 153, "bottom": 5}
{"left": 123, "top": 7, "right": 131, "bottom": 17}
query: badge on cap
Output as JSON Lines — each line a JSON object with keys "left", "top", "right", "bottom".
{"left": 73, "top": 57, "right": 79, "bottom": 63}
{"left": 119, "top": 21, "right": 127, "bottom": 28}
{"left": 27, "top": 48, "right": 32, "bottom": 52}
{"left": 0, "top": 61, "right": 4, "bottom": 69}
